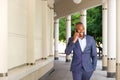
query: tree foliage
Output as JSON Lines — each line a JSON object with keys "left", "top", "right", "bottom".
{"left": 59, "top": 17, "right": 66, "bottom": 41}
{"left": 87, "top": 6, "right": 102, "bottom": 42}
{"left": 59, "top": 5, "right": 102, "bottom": 42}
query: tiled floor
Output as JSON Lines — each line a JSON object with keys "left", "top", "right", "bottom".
{"left": 42, "top": 56, "right": 115, "bottom": 80}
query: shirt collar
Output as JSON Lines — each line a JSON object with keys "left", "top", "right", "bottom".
{"left": 78, "top": 35, "right": 86, "bottom": 40}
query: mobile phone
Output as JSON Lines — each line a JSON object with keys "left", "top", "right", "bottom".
{"left": 76, "top": 29, "right": 78, "bottom": 32}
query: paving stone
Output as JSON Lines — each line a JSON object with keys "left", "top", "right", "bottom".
{"left": 42, "top": 56, "right": 115, "bottom": 80}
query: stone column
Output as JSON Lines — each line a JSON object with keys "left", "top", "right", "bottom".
{"left": 54, "top": 19, "right": 59, "bottom": 60}
{"left": 66, "top": 15, "right": 71, "bottom": 62}
{"left": 107, "top": 0, "right": 116, "bottom": 78}
{"left": 102, "top": 1, "right": 107, "bottom": 70}
{"left": 47, "top": 7, "right": 51, "bottom": 57}
{"left": 0, "top": 0, "right": 8, "bottom": 77}
{"left": 27, "top": 0, "right": 36, "bottom": 65}
{"left": 80, "top": 9, "right": 87, "bottom": 34}
{"left": 116, "top": 0, "right": 120, "bottom": 80}
{"left": 50, "top": 9, "right": 54, "bottom": 56}
{"left": 41, "top": 0, "right": 49, "bottom": 60}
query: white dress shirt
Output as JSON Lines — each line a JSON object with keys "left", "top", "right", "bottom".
{"left": 78, "top": 37, "right": 86, "bottom": 52}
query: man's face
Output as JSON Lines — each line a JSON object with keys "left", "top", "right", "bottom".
{"left": 76, "top": 24, "right": 85, "bottom": 37}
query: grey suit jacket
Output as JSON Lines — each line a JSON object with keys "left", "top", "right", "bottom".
{"left": 65, "top": 35, "right": 97, "bottom": 72}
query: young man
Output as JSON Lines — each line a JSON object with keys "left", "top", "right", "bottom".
{"left": 65, "top": 22, "right": 97, "bottom": 80}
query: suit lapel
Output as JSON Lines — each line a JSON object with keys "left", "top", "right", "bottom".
{"left": 75, "top": 39, "right": 82, "bottom": 53}
{"left": 83, "top": 36, "right": 89, "bottom": 53}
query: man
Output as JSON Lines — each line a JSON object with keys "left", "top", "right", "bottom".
{"left": 65, "top": 22, "right": 97, "bottom": 80}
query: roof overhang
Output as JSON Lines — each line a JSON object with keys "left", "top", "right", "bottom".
{"left": 54, "top": 0, "right": 103, "bottom": 19}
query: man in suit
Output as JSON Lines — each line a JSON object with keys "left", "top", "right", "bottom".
{"left": 65, "top": 22, "right": 97, "bottom": 80}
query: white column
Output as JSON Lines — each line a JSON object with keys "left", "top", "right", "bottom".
{"left": 47, "top": 7, "right": 51, "bottom": 57}
{"left": 66, "top": 15, "right": 71, "bottom": 62}
{"left": 41, "top": 0, "right": 49, "bottom": 59}
{"left": 102, "top": 1, "right": 107, "bottom": 70}
{"left": 50, "top": 9, "right": 54, "bottom": 56}
{"left": 116, "top": 0, "right": 120, "bottom": 80}
{"left": 80, "top": 9, "right": 87, "bottom": 34}
{"left": 107, "top": 0, "right": 116, "bottom": 78}
{"left": 54, "top": 19, "right": 59, "bottom": 60}
{"left": 27, "top": 0, "right": 36, "bottom": 65}
{"left": 0, "top": 0, "right": 8, "bottom": 77}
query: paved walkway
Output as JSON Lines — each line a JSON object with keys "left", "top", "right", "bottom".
{"left": 42, "top": 56, "right": 115, "bottom": 80}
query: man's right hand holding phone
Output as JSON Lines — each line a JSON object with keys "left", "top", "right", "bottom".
{"left": 73, "top": 31, "right": 79, "bottom": 43}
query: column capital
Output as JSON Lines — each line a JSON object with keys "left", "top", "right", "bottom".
{"left": 102, "top": 0, "right": 107, "bottom": 8}
{"left": 102, "top": 8, "right": 107, "bottom": 10}
{"left": 54, "top": 19, "right": 59, "bottom": 24}
{"left": 66, "top": 19, "right": 71, "bottom": 21}
{"left": 80, "top": 14, "right": 86, "bottom": 16}
{"left": 54, "top": 22, "right": 59, "bottom": 24}
{"left": 47, "top": 4, "right": 54, "bottom": 10}
{"left": 80, "top": 9, "right": 87, "bottom": 15}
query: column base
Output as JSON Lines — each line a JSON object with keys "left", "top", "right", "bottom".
{"left": 0, "top": 73, "right": 8, "bottom": 77}
{"left": 66, "top": 55, "right": 71, "bottom": 62}
{"left": 26, "top": 63, "right": 35, "bottom": 65}
{"left": 66, "top": 59, "right": 71, "bottom": 62}
{"left": 54, "top": 57, "right": 59, "bottom": 60}
{"left": 107, "top": 58, "right": 116, "bottom": 78}
{"left": 102, "top": 66, "right": 107, "bottom": 70}
{"left": 116, "top": 63, "right": 120, "bottom": 80}
{"left": 54, "top": 50, "right": 59, "bottom": 60}
{"left": 49, "top": 55, "right": 54, "bottom": 57}
{"left": 102, "top": 55, "right": 107, "bottom": 71}
{"left": 42, "top": 57, "right": 47, "bottom": 60}
{"left": 107, "top": 72, "right": 116, "bottom": 78}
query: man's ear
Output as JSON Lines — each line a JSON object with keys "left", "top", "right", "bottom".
{"left": 83, "top": 29, "right": 85, "bottom": 32}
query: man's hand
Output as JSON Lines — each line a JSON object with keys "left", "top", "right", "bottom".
{"left": 73, "top": 32, "right": 79, "bottom": 43}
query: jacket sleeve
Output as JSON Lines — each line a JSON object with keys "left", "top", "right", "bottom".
{"left": 65, "top": 37, "right": 75, "bottom": 55}
{"left": 91, "top": 37, "right": 97, "bottom": 70}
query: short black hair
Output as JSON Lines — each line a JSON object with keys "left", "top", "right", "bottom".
{"left": 76, "top": 22, "right": 83, "bottom": 26}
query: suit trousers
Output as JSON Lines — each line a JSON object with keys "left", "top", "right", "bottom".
{"left": 72, "top": 67, "right": 93, "bottom": 80}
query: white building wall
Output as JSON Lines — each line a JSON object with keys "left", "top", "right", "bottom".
{"left": 1, "top": 0, "right": 55, "bottom": 79}
{"left": 8, "top": 0, "right": 28, "bottom": 69}
{"left": 34, "top": 0, "right": 42, "bottom": 60}
{"left": 8, "top": 0, "right": 46, "bottom": 69}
